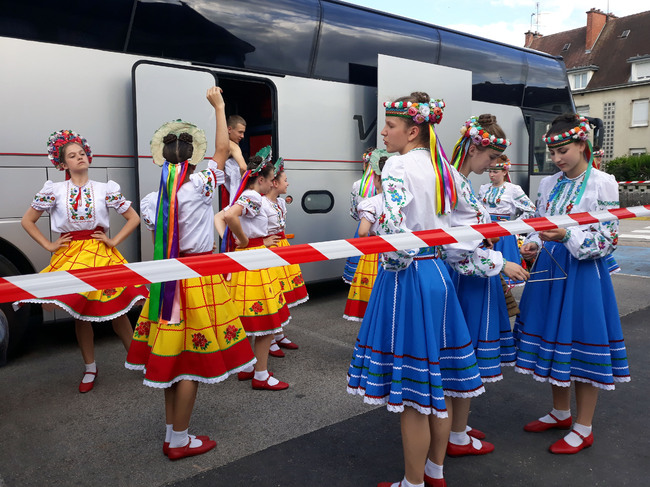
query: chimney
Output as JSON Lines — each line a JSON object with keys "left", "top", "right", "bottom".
{"left": 586, "top": 8, "right": 607, "bottom": 50}
{"left": 524, "top": 30, "right": 543, "bottom": 48}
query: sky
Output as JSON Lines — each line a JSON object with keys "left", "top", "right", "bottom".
{"left": 341, "top": 1, "right": 649, "bottom": 47}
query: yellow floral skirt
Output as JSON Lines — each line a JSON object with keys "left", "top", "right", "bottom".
{"left": 275, "top": 238, "right": 309, "bottom": 308}
{"left": 125, "top": 274, "right": 255, "bottom": 388}
{"left": 13, "top": 239, "right": 147, "bottom": 322}
{"left": 226, "top": 245, "right": 291, "bottom": 336}
{"left": 343, "top": 253, "right": 379, "bottom": 322}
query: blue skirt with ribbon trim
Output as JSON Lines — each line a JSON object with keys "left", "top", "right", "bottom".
{"left": 342, "top": 222, "right": 361, "bottom": 284}
{"left": 514, "top": 241, "right": 630, "bottom": 390}
{"left": 347, "top": 257, "right": 485, "bottom": 418}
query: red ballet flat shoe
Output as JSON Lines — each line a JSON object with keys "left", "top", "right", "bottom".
{"left": 549, "top": 430, "right": 593, "bottom": 454}
{"left": 377, "top": 483, "right": 399, "bottom": 487}
{"left": 524, "top": 413, "right": 572, "bottom": 432}
{"left": 78, "top": 370, "right": 97, "bottom": 393}
{"left": 163, "top": 435, "right": 210, "bottom": 456}
{"left": 424, "top": 474, "right": 447, "bottom": 487}
{"left": 277, "top": 338, "right": 299, "bottom": 350}
{"left": 252, "top": 375, "right": 289, "bottom": 391}
{"left": 167, "top": 437, "right": 217, "bottom": 461}
{"left": 269, "top": 346, "right": 285, "bottom": 358}
{"left": 467, "top": 427, "right": 486, "bottom": 440}
{"left": 446, "top": 438, "right": 495, "bottom": 457}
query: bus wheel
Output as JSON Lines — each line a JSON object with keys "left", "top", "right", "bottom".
{"left": 0, "top": 308, "right": 8, "bottom": 366}
{"left": 0, "top": 255, "right": 42, "bottom": 362}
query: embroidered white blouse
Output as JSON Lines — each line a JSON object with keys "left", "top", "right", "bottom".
{"left": 377, "top": 149, "right": 450, "bottom": 271}
{"left": 478, "top": 182, "right": 536, "bottom": 221}
{"left": 224, "top": 157, "right": 242, "bottom": 204}
{"left": 349, "top": 179, "right": 363, "bottom": 221}
{"left": 524, "top": 168, "right": 619, "bottom": 260}
{"left": 231, "top": 189, "right": 268, "bottom": 239}
{"left": 141, "top": 160, "right": 225, "bottom": 254}
{"left": 31, "top": 179, "right": 131, "bottom": 233}
{"left": 442, "top": 167, "right": 504, "bottom": 278}
{"left": 263, "top": 196, "right": 287, "bottom": 235}
{"left": 357, "top": 193, "right": 383, "bottom": 235}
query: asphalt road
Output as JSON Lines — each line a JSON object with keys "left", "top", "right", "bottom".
{"left": 0, "top": 218, "right": 649, "bottom": 487}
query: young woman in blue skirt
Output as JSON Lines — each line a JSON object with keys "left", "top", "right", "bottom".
{"left": 515, "top": 113, "right": 630, "bottom": 454}
{"left": 347, "top": 92, "right": 484, "bottom": 487}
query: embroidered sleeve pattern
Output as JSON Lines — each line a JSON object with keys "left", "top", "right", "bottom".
{"left": 235, "top": 193, "right": 262, "bottom": 217}
{"left": 377, "top": 174, "right": 416, "bottom": 271}
{"left": 442, "top": 244, "right": 504, "bottom": 277}
{"left": 349, "top": 189, "right": 360, "bottom": 221}
{"left": 105, "top": 180, "right": 131, "bottom": 214}
{"left": 192, "top": 161, "right": 225, "bottom": 202}
{"left": 32, "top": 181, "right": 56, "bottom": 212}
{"left": 512, "top": 185, "right": 537, "bottom": 219}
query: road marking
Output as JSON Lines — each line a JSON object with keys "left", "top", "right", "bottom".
{"left": 631, "top": 229, "right": 650, "bottom": 233}
{"left": 613, "top": 273, "right": 650, "bottom": 279}
{"left": 619, "top": 234, "right": 650, "bottom": 240}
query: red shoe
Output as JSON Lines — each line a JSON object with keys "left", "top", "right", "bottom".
{"left": 446, "top": 438, "right": 495, "bottom": 456}
{"left": 167, "top": 437, "right": 217, "bottom": 460}
{"left": 467, "top": 427, "right": 486, "bottom": 440}
{"left": 163, "top": 435, "right": 210, "bottom": 456}
{"left": 377, "top": 483, "right": 399, "bottom": 487}
{"left": 269, "top": 346, "right": 285, "bottom": 358}
{"left": 78, "top": 370, "right": 97, "bottom": 393}
{"left": 252, "top": 375, "right": 289, "bottom": 391}
{"left": 524, "top": 413, "right": 572, "bottom": 432}
{"left": 424, "top": 474, "right": 447, "bottom": 487}
{"left": 277, "top": 337, "right": 299, "bottom": 350}
{"left": 549, "top": 430, "right": 593, "bottom": 454}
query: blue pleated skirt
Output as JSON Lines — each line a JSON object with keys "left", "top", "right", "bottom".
{"left": 514, "top": 242, "right": 630, "bottom": 390}
{"left": 448, "top": 268, "right": 515, "bottom": 382}
{"left": 347, "top": 258, "right": 485, "bottom": 418}
{"left": 494, "top": 234, "right": 525, "bottom": 287}
{"left": 342, "top": 223, "right": 361, "bottom": 284}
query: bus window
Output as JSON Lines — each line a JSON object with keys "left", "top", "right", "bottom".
{"left": 301, "top": 191, "right": 334, "bottom": 214}
{"left": 523, "top": 53, "right": 573, "bottom": 113}
{"left": 315, "top": 2, "right": 439, "bottom": 84}
{"left": 438, "top": 30, "right": 526, "bottom": 107}
{"left": 127, "top": 0, "right": 319, "bottom": 77}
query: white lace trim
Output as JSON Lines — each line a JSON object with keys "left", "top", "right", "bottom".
{"left": 287, "top": 296, "right": 309, "bottom": 308}
{"left": 13, "top": 295, "right": 146, "bottom": 322}
{"left": 136, "top": 358, "right": 257, "bottom": 389}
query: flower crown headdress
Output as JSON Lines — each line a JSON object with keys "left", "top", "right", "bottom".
{"left": 543, "top": 115, "right": 595, "bottom": 206}
{"left": 383, "top": 100, "right": 445, "bottom": 125}
{"left": 383, "top": 98, "right": 457, "bottom": 214}
{"left": 490, "top": 156, "right": 511, "bottom": 171}
{"left": 593, "top": 148, "right": 604, "bottom": 158}
{"left": 542, "top": 116, "right": 592, "bottom": 148}
{"left": 47, "top": 129, "right": 93, "bottom": 171}
{"left": 451, "top": 116, "right": 511, "bottom": 173}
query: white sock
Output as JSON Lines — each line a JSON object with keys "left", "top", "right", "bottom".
{"left": 170, "top": 429, "right": 189, "bottom": 448}
{"left": 564, "top": 423, "right": 592, "bottom": 447}
{"left": 241, "top": 364, "right": 254, "bottom": 373}
{"left": 82, "top": 362, "right": 97, "bottom": 384}
{"left": 165, "top": 424, "right": 173, "bottom": 443}
{"left": 400, "top": 477, "right": 424, "bottom": 487}
{"left": 254, "top": 370, "right": 279, "bottom": 386}
{"left": 539, "top": 408, "right": 571, "bottom": 423}
{"left": 275, "top": 334, "right": 285, "bottom": 342}
{"left": 449, "top": 430, "right": 470, "bottom": 446}
{"left": 424, "top": 458, "right": 444, "bottom": 479}
{"left": 269, "top": 341, "right": 281, "bottom": 352}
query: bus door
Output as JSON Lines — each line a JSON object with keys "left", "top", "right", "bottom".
{"left": 377, "top": 55, "right": 472, "bottom": 157}
{"left": 132, "top": 61, "right": 218, "bottom": 261}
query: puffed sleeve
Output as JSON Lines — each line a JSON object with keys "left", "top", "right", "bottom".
{"left": 105, "top": 180, "right": 132, "bottom": 214}
{"left": 376, "top": 157, "right": 417, "bottom": 271}
{"left": 31, "top": 180, "right": 56, "bottom": 212}
{"left": 357, "top": 195, "right": 379, "bottom": 224}
{"left": 190, "top": 160, "right": 226, "bottom": 203}
{"left": 140, "top": 192, "right": 158, "bottom": 231}
{"left": 235, "top": 190, "right": 262, "bottom": 217}
{"left": 563, "top": 174, "right": 619, "bottom": 260}
{"left": 350, "top": 180, "right": 361, "bottom": 221}
{"left": 511, "top": 184, "right": 537, "bottom": 219}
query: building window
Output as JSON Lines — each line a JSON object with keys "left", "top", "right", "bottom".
{"left": 603, "top": 102, "right": 615, "bottom": 160}
{"left": 630, "top": 148, "right": 647, "bottom": 156}
{"left": 631, "top": 99, "right": 649, "bottom": 127}
{"left": 576, "top": 105, "right": 590, "bottom": 117}
{"left": 572, "top": 72, "right": 588, "bottom": 90}
{"left": 631, "top": 61, "right": 650, "bottom": 82}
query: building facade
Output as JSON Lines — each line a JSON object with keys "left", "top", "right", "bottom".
{"left": 525, "top": 8, "right": 650, "bottom": 162}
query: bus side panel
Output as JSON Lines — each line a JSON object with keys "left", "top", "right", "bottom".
{"left": 275, "top": 77, "right": 376, "bottom": 282}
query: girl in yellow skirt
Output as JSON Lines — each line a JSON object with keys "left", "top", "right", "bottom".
{"left": 263, "top": 156, "right": 306, "bottom": 357}
{"left": 125, "top": 87, "right": 256, "bottom": 461}
{"left": 217, "top": 147, "right": 291, "bottom": 391}
{"left": 16, "top": 129, "right": 148, "bottom": 393}
{"left": 342, "top": 151, "right": 390, "bottom": 322}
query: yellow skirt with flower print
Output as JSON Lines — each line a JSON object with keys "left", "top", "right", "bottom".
{"left": 125, "top": 274, "right": 255, "bottom": 388}
{"left": 275, "top": 238, "right": 309, "bottom": 308}
{"left": 13, "top": 239, "right": 148, "bottom": 321}
{"left": 343, "top": 253, "right": 379, "bottom": 322}
{"left": 226, "top": 245, "right": 291, "bottom": 336}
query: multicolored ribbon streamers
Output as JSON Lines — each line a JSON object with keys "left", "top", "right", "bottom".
{"left": 220, "top": 169, "right": 253, "bottom": 254}
{"left": 358, "top": 164, "right": 376, "bottom": 198}
{"left": 148, "top": 160, "right": 188, "bottom": 322}
{"left": 430, "top": 125, "right": 457, "bottom": 214}
{"left": 574, "top": 140, "right": 594, "bottom": 206}
{"left": 450, "top": 134, "right": 470, "bottom": 173}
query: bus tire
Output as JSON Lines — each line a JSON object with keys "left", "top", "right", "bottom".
{"left": 0, "top": 308, "right": 8, "bottom": 366}
{"left": 0, "top": 254, "right": 42, "bottom": 360}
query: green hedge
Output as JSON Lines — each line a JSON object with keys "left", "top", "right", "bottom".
{"left": 605, "top": 154, "right": 650, "bottom": 181}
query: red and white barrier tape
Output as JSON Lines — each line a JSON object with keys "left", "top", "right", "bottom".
{"left": 2, "top": 205, "right": 649, "bottom": 304}
{"left": 619, "top": 181, "right": 650, "bottom": 185}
